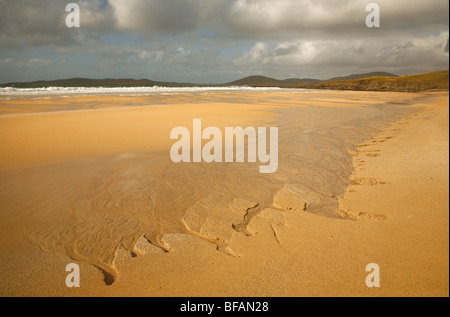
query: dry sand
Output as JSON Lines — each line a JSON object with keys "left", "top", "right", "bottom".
{"left": 0, "top": 90, "right": 447, "bottom": 297}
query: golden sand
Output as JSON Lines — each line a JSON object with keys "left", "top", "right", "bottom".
{"left": 0, "top": 90, "right": 447, "bottom": 296}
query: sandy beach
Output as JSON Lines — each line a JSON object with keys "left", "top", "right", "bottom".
{"left": 0, "top": 89, "right": 448, "bottom": 297}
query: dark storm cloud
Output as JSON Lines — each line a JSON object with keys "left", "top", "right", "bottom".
{"left": 109, "top": 0, "right": 213, "bottom": 34}
{"left": 2, "top": 0, "right": 446, "bottom": 44}
{"left": 0, "top": 0, "right": 115, "bottom": 48}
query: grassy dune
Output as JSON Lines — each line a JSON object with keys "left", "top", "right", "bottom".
{"left": 308, "top": 70, "right": 449, "bottom": 92}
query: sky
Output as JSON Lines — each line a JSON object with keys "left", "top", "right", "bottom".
{"left": 0, "top": 0, "right": 448, "bottom": 84}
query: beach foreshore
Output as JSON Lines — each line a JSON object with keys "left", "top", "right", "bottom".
{"left": 0, "top": 90, "right": 447, "bottom": 296}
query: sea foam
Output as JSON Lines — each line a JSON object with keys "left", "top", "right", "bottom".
{"left": 0, "top": 86, "right": 283, "bottom": 96}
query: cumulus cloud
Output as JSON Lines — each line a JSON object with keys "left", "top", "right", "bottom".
{"left": 1, "top": 0, "right": 448, "bottom": 43}
{"left": 222, "top": 0, "right": 449, "bottom": 39}
{"left": 0, "top": 0, "right": 448, "bottom": 83}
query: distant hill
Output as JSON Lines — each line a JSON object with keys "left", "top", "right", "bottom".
{"left": 1, "top": 70, "right": 448, "bottom": 92}
{"left": 280, "top": 78, "right": 322, "bottom": 86}
{"left": 328, "top": 72, "right": 397, "bottom": 81}
{"left": 224, "top": 72, "right": 396, "bottom": 87}
{"left": 308, "top": 70, "right": 449, "bottom": 92}
{"left": 225, "top": 75, "right": 319, "bottom": 87}
{"left": 1, "top": 78, "right": 199, "bottom": 88}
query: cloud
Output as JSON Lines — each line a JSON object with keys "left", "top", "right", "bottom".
{"left": 0, "top": 0, "right": 115, "bottom": 48}
{"left": 229, "top": 29, "right": 449, "bottom": 79}
{"left": 0, "top": 58, "right": 53, "bottom": 68}
{"left": 109, "top": 0, "right": 200, "bottom": 34}
{"left": 223, "top": 0, "right": 449, "bottom": 39}
{"left": 108, "top": 0, "right": 231, "bottom": 36}
{"left": 1, "top": 0, "right": 448, "bottom": 44}
{"left": 0, "top": 0, "right": 448, "bottom": 83}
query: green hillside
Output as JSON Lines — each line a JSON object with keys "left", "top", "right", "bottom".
{"left": 308, "top": 70, "right": 449, "bottom": 92}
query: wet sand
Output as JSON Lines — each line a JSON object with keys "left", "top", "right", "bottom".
{"left": 0, "top": 90, "right": 448, "bottom": 296}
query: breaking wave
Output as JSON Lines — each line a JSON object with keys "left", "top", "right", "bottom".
{"left": 0, "top": 86, "right": 285, "bottom": 97}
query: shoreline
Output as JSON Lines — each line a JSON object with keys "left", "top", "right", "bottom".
{"left": 337, "top": 92, "right": 449, "bottom": 295}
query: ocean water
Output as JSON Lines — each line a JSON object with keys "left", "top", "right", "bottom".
{"left": 0, "top": 86, "right": 287, "bottom": 98}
